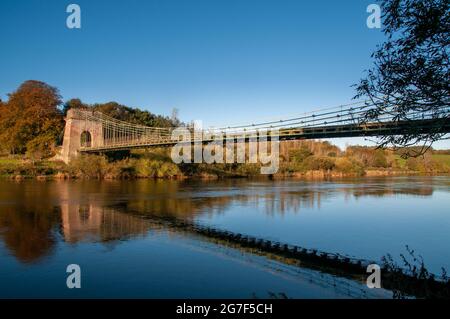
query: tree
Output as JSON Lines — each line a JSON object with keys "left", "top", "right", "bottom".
{"left": 171, "top": 107, "right": 181, "bottom": 126}
{"left": 289, "top": 145, "right": 313, "bottom": 163}
{"left": 373, "top": 149, "right": 388, "bottom": 168}
{"left": 63, "top": 99, "right": 182, "bottom": 128}
{"left": 63, "top": 98, "right": 85, "bottom": 115}
{"left": 355, "top": 0, "right": 449, "bottom": 157}
{"left": 0, "top": 80, "right": 64, "bottom": 156}
{"left": 90, "top": 101, "right": 180, "bottom": 127}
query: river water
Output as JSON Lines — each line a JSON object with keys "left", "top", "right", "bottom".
{"left": 0, "top": 176, "right": 449, "bottom": 298}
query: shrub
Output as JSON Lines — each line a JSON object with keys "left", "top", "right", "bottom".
{"left": 289, "top": 146, "right": 313, "bottom": 163}
{"left": 68, "top": 154, "right": 109, "bottom": 179}
{"left": 327, "top": 152, "right": 337, "bottom": 157}
{"left": 105, "top": 158, "right": 136, "bottom": 179}
{"left": 25, "top": 134, "right": 58, "bottom": 160}
{"left": 303, "top": 156, "right": 335, "bottom": 171}
{"left": 335, "top": 157, "right": 365, "bottom": 175}
{"left": 372, "top": 149, "right": 388, "bottom": 168}
{"left": 135, "top": 158, "right": 181, "bottom": 178}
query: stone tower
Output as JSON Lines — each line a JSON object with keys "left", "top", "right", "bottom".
{"left": 60, "top": 109, "right": 104, "bottom": 163}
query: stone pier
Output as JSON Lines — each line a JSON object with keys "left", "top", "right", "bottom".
{"left": 60, "top": 109, "right": 104, "bottom": 163}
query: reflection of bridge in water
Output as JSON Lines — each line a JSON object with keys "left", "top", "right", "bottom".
{"left": 0, "top": 178, "right": 437, "bottom": 260}
{"left": 1, "top": 179, "right": 445, "bottom": 298}
{"left": 60, "top": 101, "right": 450, "bottom": 163}
{"left": 61, "top": 204, "right": 149, "bottom": 243}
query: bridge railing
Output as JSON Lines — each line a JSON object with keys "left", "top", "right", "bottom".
{"left": 75, "top": 102, "right": 449, "bottom": 151}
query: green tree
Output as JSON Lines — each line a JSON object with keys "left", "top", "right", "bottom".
{"left": 63, "top": 100, "right": 181, "bottom": 127}
{"left": 304, "top": 156, "right": 336, "bottom": 171}
{"left": 63, "top": 98, "right": 85, "bottom": 115}
{"left": 372, "top": 149, "right": 388, "bottom": 168}
{"left": 91, "top": 102, "right": 180, "bottom": 128}
{"left": 289, "top": 146, "right": 313, "bottom": 163}
{"left": 355, "top": 0, "right": 449, "bottom": 156}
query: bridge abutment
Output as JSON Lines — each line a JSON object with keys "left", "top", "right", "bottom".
{"left": 60, "top": 109, "right": 104, "bottom": 163}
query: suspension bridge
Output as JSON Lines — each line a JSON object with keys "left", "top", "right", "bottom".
{"left": 60, "top": 101, "right": 450, "bottom": 163}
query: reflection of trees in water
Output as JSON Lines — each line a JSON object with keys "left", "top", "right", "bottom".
{"left": 0, "top": 178, "right": 438, "bottom": 263}
{"left": 0, "top": 182, "right": 62, "bottom": 263}
{"left": 55, "top": 178, "right": 435, "bottom": 218}
{"left": 351, "top": 187, "right": 433, "bottom": 198}
{"left": 0, "top": 207, "right": 61, "bottom": 263}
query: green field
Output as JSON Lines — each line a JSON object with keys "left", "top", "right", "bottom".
{"left": 0, "top": 156, "right": 65, "bottom": 177}
{"left": 392, "top": 155, "right": 406, "bottom": 169}
{"left": 432, "top": 154, "right": 450, "bottom": 167}
{"left": 0, "top": 157, "right": 22, "bottom": 165}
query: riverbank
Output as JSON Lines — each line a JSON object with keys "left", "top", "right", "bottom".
{"left": 1, "top": 155, "right": 449, "bottom": 181}
{"left": 3, "top": 128, "right": 450, "bottom": 180}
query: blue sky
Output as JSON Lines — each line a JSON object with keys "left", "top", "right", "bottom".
{"left": 1, "top": 0, "right": 448, "bottom": 149}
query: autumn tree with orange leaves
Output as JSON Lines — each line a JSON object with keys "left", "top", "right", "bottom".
{"left": 0, "top": 81, "right": 64, "bottom": 158}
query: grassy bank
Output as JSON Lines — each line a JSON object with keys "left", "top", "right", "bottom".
{"left": 2, "top": 146, "right": 450, "bottom": 180}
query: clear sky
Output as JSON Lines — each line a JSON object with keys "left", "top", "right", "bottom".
{"left": 1, "top": 0, "right": 448, "bottom": 149}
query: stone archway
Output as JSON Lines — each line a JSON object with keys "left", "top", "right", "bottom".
{"left": 80, "top": 131, "right": 92, "bottom": 148}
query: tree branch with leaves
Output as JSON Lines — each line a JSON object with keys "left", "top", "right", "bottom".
{"left": 355, "top": 0, "right": 449, "bottom": 157}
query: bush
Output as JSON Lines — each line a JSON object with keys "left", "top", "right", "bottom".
{"left": 335, "top": 157, "right": 365, "bottom": 175}
{"left": 135, "top": 158, "right": 181, "bottom": 178}
{"left": 68, "top": 155, "right": 109, "bottom": 179}
{"left": 327, "top": 152, "right": 337, "bottom": 157}
{"left": 105, "top": 158, "right": 136, "bottom": 179}
{"left": 372, "top": 149, "right": 388, "bottom": 168}
{"left": 234, "top": 163, "right": 261, "bottom": 177}
{"left": 303, "top": 156, "right": 335, "bottom": 171}
{"left": 158, "top": 162, "right": 181, "bottom": 178}
{"left": 25, "top": 134, "right": 58, "bottom": 160}
{"left": 289, "top": 146, "right": 313, "bottom": 163}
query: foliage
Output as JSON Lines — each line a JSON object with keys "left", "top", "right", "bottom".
{"left": 405, "top": 153, "right": 438, "bottom": 172}
{"left": 105, "top": 158, "right": 137, "bottom": 179}
{"left": 2, "top": 142, "right": 450, "bottom": 179}
{"left": 433, "top": 149, "right": 450, "bottom": 155}
{"left": 334, "top": 157, "right": 365, "bottom": 175}
{"left": 0, "top": 156, "right": 65, "bottom": 177}
{"left": 354, "top": 0, "right": 449, "bottom": 155}
{"left": 93, "top": 102, "right": 181, "bottom": 127}
{"left": 289, "top": 146, "right": 313, "bottom": 163}
{"left": 66, "top": 152, "right": 182, "bottom": 179}
{"left": 381, "top": 246, "right": 450, "bottom": 299}
{"left": 135, "top": 158, "right": 181, "bottom": 178}
{"left": 26, "top": 134, "right": 59, "bottom": 160}
{"left": 0, "top": 80, "right": 182, "bottom": 161}
{"left": 346, "top": 146, "right": 389, "bottom": 168}
{"left": 0, "top": 206, "right": 61, "bottom": 263}
{"left": 63, "top": 99, "right": 181, "bottom": 128}
{"left": 432, "top": 154, "right": 450, "bottom": 167}
{"left": 62, "top": 98, "right": 84, "bottom": 115}
{"left": 303, "top": 156, "right": 335, "bottom": 171}
{"left": 0, "top": 81, "right": 64, "bottom": 156}
{"left": 68, "top": 154, "right": 109, "bottom": 179}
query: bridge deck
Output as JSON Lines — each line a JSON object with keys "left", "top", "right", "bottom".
{"left": 80, "top": 119, "right": 450, "bottom": 153}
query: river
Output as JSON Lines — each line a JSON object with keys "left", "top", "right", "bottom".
{"left": 0, "top": 176, "right": 449, "bottom": 298}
